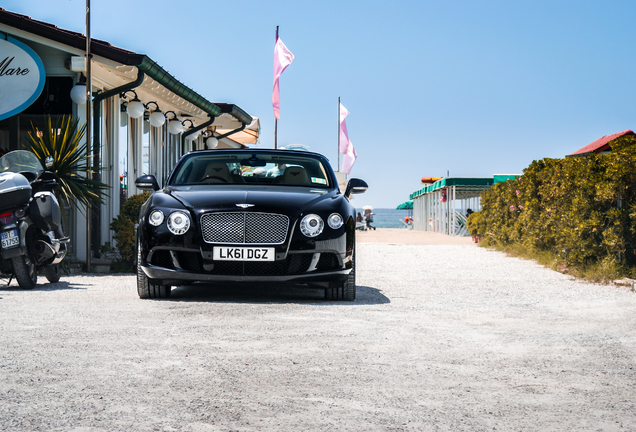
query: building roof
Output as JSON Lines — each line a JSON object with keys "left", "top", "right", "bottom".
{"left": 568, "top": 130, "right": 634, "bottom": 157}
{"left": 0, "top": 8, "right": 255, "bottom": 140}
{"left": 0, "top": 8, "right": 140, "bottom": 62}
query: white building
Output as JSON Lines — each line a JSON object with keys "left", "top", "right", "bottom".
{"left": 0, "top": 8, "right": 260, "bottom": 264}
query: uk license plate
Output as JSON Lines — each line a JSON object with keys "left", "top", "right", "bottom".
{"left": 1, "top": 229, "right": 19, "bottom": 249}
{"left": 213, "top": 246, "right": 275, "bottom": 261}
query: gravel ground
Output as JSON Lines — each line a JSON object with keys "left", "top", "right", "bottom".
{"left": 1, "top": 243, "right": 636, "bottom": 431}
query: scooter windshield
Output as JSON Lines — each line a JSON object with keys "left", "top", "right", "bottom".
{"left": 0, "top": 150, "right": 43, "bottom": 175}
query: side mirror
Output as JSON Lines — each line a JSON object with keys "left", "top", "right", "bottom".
{"left": 344, "top": 178, "right": 368, "bottom": 199}
{"left": 135, "top": 175, "right": 160, "bottom": 191}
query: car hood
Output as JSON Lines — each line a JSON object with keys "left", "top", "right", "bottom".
{"left": 166, "top": 186, "right": 336, "bottom": 213}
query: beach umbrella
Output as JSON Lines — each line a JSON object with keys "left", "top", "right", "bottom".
{"left": 396, "top": 200, "right": 413, "bottom": 210}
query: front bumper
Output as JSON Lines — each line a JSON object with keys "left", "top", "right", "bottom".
{"left": 141, "top": 228, "right": 352, "bottom": 286}
{"left": 142, "top": 263, "right": 350, "bottom": 285}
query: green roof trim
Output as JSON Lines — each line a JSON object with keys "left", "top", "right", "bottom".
{"left": 493, "top": 174, "right": 520, "bottom": 183}
{"left": 136, "top": 57, "right": 222, "bottom": 118}
{"left": 409, "top": 177, "right": 495, "bottom": 199}
{"left": 216, "top": 103, "right": 253, "bottom": 125}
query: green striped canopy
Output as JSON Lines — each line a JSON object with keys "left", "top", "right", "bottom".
{"left": 396, "top": 200, "right": 413, "bottom": 210}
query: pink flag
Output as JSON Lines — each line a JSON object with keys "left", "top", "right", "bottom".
{"left": 272, "top": 37, "right": 295, "bottom": 119}
{"left": 341, "top": 140, "right": 357, "bottom": 174}
{"left": 339, "top": 102, "right": 357, "bottom": 174}
{"left": 339, "top": 103, "right": 351, "bottom": 154}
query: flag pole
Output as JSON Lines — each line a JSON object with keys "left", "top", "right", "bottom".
{"left": 85, "top": 0, "right": 92, "bottom": 271}
{"left": 274, "top": 26, "right": 279, "bottom": 150}
{"left": 337, "top": 96, "right": 340, "bottom": 172}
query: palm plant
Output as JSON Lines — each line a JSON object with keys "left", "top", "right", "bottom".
{"left": 25, "top": 115, "right": 109, "bottom": 214}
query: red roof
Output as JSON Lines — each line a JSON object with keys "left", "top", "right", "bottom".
{"left": 0, "top": 8, "right": 143, "bottom": 64}
{"left": 569, "top": 130, "right": 635, "bottom": 156}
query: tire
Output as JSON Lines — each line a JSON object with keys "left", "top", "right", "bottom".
{"left": 325, "top": 248, "right": 356, "bottom": 301}
{"left": 136, "top": 242, "right": 171, "bottom": 299}
{"left": 44, "top": 263, "right": 61, "bottom": 283}
{"left": 325, "top": 287, "right": 333, "bottom": 300}
{"left": 12, "top": 255, "right": 37, "bottom": 290}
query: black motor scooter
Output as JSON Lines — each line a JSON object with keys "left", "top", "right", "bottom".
{"left": 0, "top": 150, "right": 69, "bottom": 289}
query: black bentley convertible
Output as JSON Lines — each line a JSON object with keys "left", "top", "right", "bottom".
{"left": 134, "top": 149, "right": 367, "bottom": 301}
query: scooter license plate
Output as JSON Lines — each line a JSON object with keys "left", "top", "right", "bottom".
{"left": 1, "top": 229, "right": 19, "bottom": 249}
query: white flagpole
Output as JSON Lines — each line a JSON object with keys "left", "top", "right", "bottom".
{"left": 274, "top": 26, "right": 279, "bottom": 149}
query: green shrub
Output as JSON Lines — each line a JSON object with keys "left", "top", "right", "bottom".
{"left": 470, "top": 134, "right": 636, "bottom": 281}
{"left": 109, "top": 192, "right": 151, "bottom": 271}
{"left": 466, "top": 210, "right": 485, "bottom": 238}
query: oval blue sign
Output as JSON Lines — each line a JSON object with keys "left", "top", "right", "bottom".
{"left": 0, "top": 35, "right": 46, "bottom": 121}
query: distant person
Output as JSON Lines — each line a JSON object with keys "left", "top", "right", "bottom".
{"left": 355, "top": 212, "right": 366, "bottom": 231}
{"left": 365, "top": 211, "right": 376, "bottom": 230}
{"left": 404, "top": 216, "right": 414, "bottom": 230}
{"left": 466, "top": 208, "right": 473, "bottom": 218}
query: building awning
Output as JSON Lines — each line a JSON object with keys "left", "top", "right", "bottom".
{"left": 212, "top": 105, "right": 260, "bottom": 146}
{"left": 568, "top": 130, "right": 634, "bottom": 157}
{"left": 493, "top": 174, "right": 520, "bottom": 183}
{"left": 0, "top": 8, "right": 257, "bottom": 144}
{"left": 410, "top": 177, "right": 494, "bottom": 200}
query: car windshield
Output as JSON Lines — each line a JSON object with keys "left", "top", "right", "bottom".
{"left": 170, "top": 152, "right": 332, "bottom": 188}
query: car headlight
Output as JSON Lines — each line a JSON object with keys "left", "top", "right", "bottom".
{"left": 327, "top": 213, "right": 344, "bottom": 229}
{"left": 167, "top": 211, "right": 190, "bottom": 235}
{"left": 148, "top": 210, "right": 164, "bottom": 226}
{"left": 300, "top": 214, "right": 324, "bottom": 237}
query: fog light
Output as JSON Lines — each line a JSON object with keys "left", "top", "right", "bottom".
{"left": 14, "top": 209, "right": 25, "bottom": 218}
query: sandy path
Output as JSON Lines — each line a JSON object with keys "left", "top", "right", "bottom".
{"left": 1, "top": 241, "right": 635, "bottom": 431}
{"left": 357, "top": 227, "right": 473, "bottom": 245}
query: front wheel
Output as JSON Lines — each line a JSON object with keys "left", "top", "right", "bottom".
{"left": 44, "top": 263, "right": 61, "bottom": 283}
{"left": 136, "top": 242, "right": 171, "bottom": 299}
{"left": 325, "top": 248, "right": 356, "bottom": 301}
{"left": 12, "top": 255, "right": 37, "bottom": 290}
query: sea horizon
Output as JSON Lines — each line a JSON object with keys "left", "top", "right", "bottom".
{"left": 355, "top": 208, "right": 413, "bottom": 229}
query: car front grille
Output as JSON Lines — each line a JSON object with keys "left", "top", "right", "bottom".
{"left": 200, "top": 212, "right": 289, "bottom": 244}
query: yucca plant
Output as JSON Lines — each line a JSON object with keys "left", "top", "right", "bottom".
{"left": 25, "top": 115, "right": 109, "bottom": 214}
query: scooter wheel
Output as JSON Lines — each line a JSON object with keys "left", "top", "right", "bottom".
{"left": 44, "top": 263, "right": 61, "bottom": 283}
{"left": 12, "top": 255, "right": 37, "bottom": 290}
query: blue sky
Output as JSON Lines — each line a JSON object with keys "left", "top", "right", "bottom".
{"left": 5, "top": 0, "right": 636, "bottom": 208}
